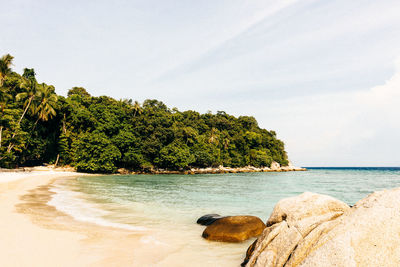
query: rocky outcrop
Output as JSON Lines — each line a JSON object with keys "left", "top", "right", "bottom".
{"left": 244, "top": 188, "right": 400, "bottom": 267}
{"left": 269, "top": 161, "right": 280, "bottom": 171}
{"left": 202, "top": 216, "right": 265, "bottom": 242}
{"left": 189, "top": 162, "right": 306, "bottom": 174}
{"left": 117, "top": 162, "right": 306, "bottom": 175}
{"left": 196, "top": 214, "right": 225, "bottom": 226}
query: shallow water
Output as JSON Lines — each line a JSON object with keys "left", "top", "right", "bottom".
{"left": 48, "top": 168, "right": 400, "bottom": 266}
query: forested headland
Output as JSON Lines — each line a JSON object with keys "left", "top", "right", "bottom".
{"left": 0, "top": 54, "right": 289, "bottom": 173}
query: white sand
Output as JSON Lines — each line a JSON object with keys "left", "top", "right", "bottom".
{"left": 0, "top": 170, "right": 248, "bottom": 267}
{"left": 0, "top": 171, "right": 147, "bottom": 267}
{"left": 0, "top": 170, "right": 74, "bottom": 183}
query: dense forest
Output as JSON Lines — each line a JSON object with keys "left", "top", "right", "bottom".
{"left": 0, "top": 54, "right": 288, "bottom": 173}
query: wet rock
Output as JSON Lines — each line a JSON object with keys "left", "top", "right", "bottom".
{"left": 202, "top": 216, "right": 265, "bottom": 242}
{"left": 196, "top": 214, "right": 225, "bottom": 226}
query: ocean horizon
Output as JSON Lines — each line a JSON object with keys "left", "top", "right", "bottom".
{"left": 305, "top": 167, "right": 400, "bottom": 170}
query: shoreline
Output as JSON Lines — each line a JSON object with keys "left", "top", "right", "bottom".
{"left": 1, "top": 162, "right": 306, "bottom": 176}
{"left": 0, "top": 170, "right": 252, "bottom": 266}
{"left": 0, "top": 171, "right": 154, "bottom": 267}
{"left": 121, "top": 166, "right": 307, "bottom": 175}
{"left": 119, "top": 163, "right": 307, "bottom": 175}
{"left": 2, "top": 168, "right": 398, "bottom": 266}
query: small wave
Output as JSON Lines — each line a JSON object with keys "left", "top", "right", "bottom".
{"left": 48, "top": 185, "right": 147, "bottom": 231}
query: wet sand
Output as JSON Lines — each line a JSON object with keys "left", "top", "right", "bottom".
{"left": 0, "top": 171, "right": 249, "bottom": 267}
{"left": 0, "top": 172, "right": 150, "bottom": 267}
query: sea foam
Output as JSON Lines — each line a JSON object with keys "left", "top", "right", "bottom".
{"left": 48, "top": 185, "right": 147, "bottom": 231}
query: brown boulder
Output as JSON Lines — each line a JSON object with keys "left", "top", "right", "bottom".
{"left": 202, "top": 216, "right": 265, "bottom": 242}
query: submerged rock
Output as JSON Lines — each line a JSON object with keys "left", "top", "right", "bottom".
{"left": 244, "top": 189, "right": 400, "bottom": 267}
{"left": 202, "top": 216, "right": 265, "bottom": 242}
{"left": 196, "top": 214, "right": 225, "bottom": 226}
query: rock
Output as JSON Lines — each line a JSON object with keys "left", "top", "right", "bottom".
{"left": 245, "top": 189, "right": 400, "bottom": 267}
{"left": 270, "top": 161, "right": 280, "bottom": 171}
{"left": 196, "top": 214, "right": 225, "bottom": 226}
{"left": 245, "top": 192, "right": 350, "bottom": 267}
{"left": 202, "top": 216, "right": 265, "bottom": 242}
{"left": 242, "top": 239, "right": 258, "bottom": 266}
{"left": 117, "top": 168, "right": 130, "bottom": 174}
{"left": 295, "top": 188, "right": 400, "bottom": 267}
{"left": 266, "top": 192, "right": 350, "bottom": 232}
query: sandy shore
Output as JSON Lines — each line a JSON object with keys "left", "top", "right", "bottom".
{"left": 0, "top": 170, "right": 252, "bottom": 267}
{"left": 0, "top": 171, "right": 153, "bottom": 267}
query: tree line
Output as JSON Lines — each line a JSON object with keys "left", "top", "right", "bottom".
{"left": 0, "top": 54, "right": 289, "bottom": 173}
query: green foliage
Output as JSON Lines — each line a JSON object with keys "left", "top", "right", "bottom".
{"left": 249, "top": 149, "right": 273, "bottom": 167}
{"left": 67, "top": 87, "right": 91, "bottom": 98}
{"left": 155, "top": 141, "right": 195, "bottom": 169}
{"left": 0, "top": 54, "right": 14, "bottom": 86}
{"left": 0, "top": 54, "right": 290, "bottom": 172}
{"left": 72, "top": 132, "right": 121, "bottom": 173}
{"left": 58, "top": 133, "right": 70, "bottom": 164}
{"left": 191, "top": 138, "right": 220, "bottom": 167}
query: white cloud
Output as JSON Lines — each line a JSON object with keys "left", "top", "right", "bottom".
{"left": 255, "top": 58, "right": 400, "bottom": 166}
{"left": 359, "top": 58, "right": 400, "bottom": 115}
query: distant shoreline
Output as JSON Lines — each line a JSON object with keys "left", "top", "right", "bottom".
{"left": 1, "top": 163, "right": 307, "bottom": 175}
{"left": 117, "top": 164, "right": 307, "bottom": 175}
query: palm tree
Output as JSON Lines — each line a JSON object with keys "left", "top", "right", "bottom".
{"left": 33, "top": 83, "right": 58, "bottom": 127}
{"left": 132, "top": 101, "right": 142, "bottom": 117}
{"left": 7, "top": 70, "right": 39, "bottom": 152}
{"left": 0, "top": 54, "right": 14, "bottom": 86}
{"left": 0, "top": 54, "right": 13, "bottom": 114}
{"left": 15, "top": 76, "right": 38, "bottom": 125}
{"left": 0, "top": 53, "right": 13, "bottom": 149}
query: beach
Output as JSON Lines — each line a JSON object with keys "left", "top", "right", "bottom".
{"left": 0, "top": 170, "right": 250, "bottom": 267}
{"left": 0, "top": 171, "right": 148, "bottom": 267}
{"left": 2, "top": 168, "right": 400, "bottom": 266}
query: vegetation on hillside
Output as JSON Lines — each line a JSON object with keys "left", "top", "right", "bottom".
{"left": 0, "top": 54, "right": 288, "bottom": 173}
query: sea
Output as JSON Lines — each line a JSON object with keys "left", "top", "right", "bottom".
{"left": 48, "top": 167, "right": 400, "bottom": 266}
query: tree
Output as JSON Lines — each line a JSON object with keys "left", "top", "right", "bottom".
{"left": 7, "top": 69, "right": 39, "bottom": 153}
{"left": 0, "top": 86, "right": 11, "bottom": 112}
{"left": 208, "top": 127, "right": 219, "bottom": 144}
{"left": 155, "top": 141, "right": 195, "bottom": 169}
{"left": 15, "top": 69, "right": 39, "bottom": 125}
{"left": 67, "top": 87, "right": 91, "bottom": 98}
{"left": 72, "top": 131, "right": 121, "bottom": 173}
{"left": 249, "top": 149, "right": 273, "bottom": 167}
{"left": 33, "top": 83, "right": 58, "bottom": 127}
{"left": 132, "top": 100, "right": 142, "bottom": 117}
{"left": 0, "top": 54, "right": 14, "bottom": 147}
{"left": 112, "top": 129, "right": 144, "bottom": 169}
{"left": 0, "top": 54, "right": 290, "bottom": 170}
{"left": 191, "top": 139, "right": 220, "bottom": 167}
{"left": 0, "top": 54, "right": 13, "bottom": 86}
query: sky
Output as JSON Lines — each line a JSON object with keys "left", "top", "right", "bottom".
{"left": 1, "top": 0, "right": 400, "bottom": 166}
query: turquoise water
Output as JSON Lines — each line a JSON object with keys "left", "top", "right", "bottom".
{"left": 48, "top": 168, "right": 400, "bottom": 266}
{"left": 55, "top": 168, "right": 400, "bottom": 224}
